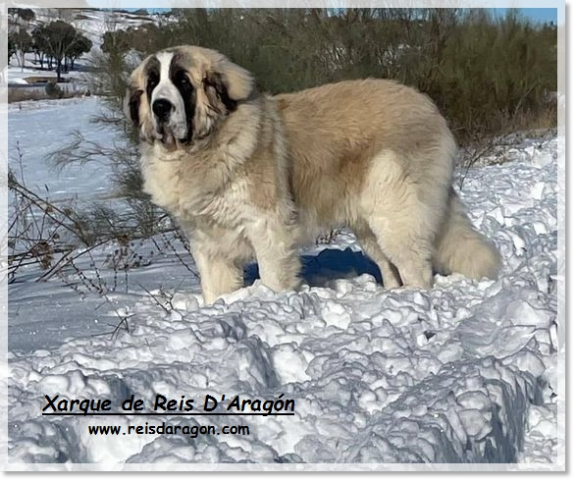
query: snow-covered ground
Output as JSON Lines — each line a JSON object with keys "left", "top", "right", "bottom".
{"left": 7, "top": 58, "right": 89, "bottom": 84}
{"left": 7, "top": 97, "right": 563, "bottom": 468}
{"left": 8, "top": 96, "right": 118, "bottom": 203}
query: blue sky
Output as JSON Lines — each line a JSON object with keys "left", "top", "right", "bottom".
{"left": 517, "top": 8, "right": 558, "bottom": 23}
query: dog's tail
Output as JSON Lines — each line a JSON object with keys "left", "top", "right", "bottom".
{"left": 433, "top": 188, "right": 501, "bottom": 280}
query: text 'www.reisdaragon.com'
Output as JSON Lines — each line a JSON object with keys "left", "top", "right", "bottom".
{"left": 87, "top": 422, "right": 250, "bottom": 438}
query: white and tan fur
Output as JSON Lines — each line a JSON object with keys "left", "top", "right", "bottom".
{"left": 125, "top": 45, "right": 501, "bottom": 304}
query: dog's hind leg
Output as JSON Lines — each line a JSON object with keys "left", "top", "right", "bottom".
{"left": 354, "top": 223, "right": 402, "bottom": 289}
{"left": 367, "top": 213, "right": 434, "bottom": 289}
{"left": 361, "top": 153, "right": 442, "bottom": 289}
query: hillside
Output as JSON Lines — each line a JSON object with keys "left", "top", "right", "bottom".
{"left": 7, "top": 7, "right": 165, "bottom": 86}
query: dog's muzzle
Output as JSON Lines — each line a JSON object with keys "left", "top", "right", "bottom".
{"left": 152, "top": 98, "right": 179, "bottom": 148}
{"left": 152, "top": 98, "right": 173, "bottom": 123}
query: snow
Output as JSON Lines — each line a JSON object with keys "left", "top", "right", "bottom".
{"left": 7, "top": 97, "right": 563, "bottom": 468}
{"left": 9, "top": 96, "right": 118, "bottom": 203}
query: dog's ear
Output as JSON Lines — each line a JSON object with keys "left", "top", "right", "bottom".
{"left": 218, "top": 58, "right": 254, "bottom": 101}
{"left": 124, "top": 86, "right": 143, "bottom": 127}
{"left": 205, "top": 57, "right": 254, "bottom": 110}
{"left": 193, "top": 55, "right": 254, "bottom": 140}
{"left": 203, "top": 72, "right": 237, "bottom": 114}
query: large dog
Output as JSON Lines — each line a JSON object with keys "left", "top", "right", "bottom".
{"left": 125, "top": 45, "right": 501, "bottom": 304}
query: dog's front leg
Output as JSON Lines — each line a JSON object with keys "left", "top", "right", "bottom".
{"left": 190, "top": 244, "right": 243, "bottom": 305}
{"left": 246, "top": 216, "right": 301, "bottom": 293}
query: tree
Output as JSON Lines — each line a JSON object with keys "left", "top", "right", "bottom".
{"left": 42, "top": 20, "right": 78, "bottom": 82}
{"left": 18, "top": 8, "right": 36, "bottom": 22}
{"left": 124, "top": 24, "right": 162, "bottom": 56}
{"left": 8, "top": 35, "right": 16, "bottom": 62}
{"left": 12, "top": 30, "right": 33, "bottom": 71}
{"left": 101, "top": 30, "right": 130, "bottom": 55}
{"left": 32, "top": 25, "right": 49, "bottom": 70}
{"left": 67, "top": 33, "right": 92, "bottom": 70}
{"left": 8, "top": 8, "right": 36, "bottom": 23}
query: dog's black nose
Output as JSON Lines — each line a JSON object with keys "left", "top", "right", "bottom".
{"left": 152, "top": 99, "right": 173, "bottom": 120}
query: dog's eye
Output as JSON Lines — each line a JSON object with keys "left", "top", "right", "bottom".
{"left": 175, "top": 71, "right": 190, "bottom": 86}
{"left": 147, "top": 74, "right": 159, "bottom": 90}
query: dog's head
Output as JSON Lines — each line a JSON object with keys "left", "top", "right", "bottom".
{"left": 124, "top": 46, "right": 254, "bottom": 150}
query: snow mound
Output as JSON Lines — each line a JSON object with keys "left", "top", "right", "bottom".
{"left": 8, "top": 128, "right": 561, "bottom": 466}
